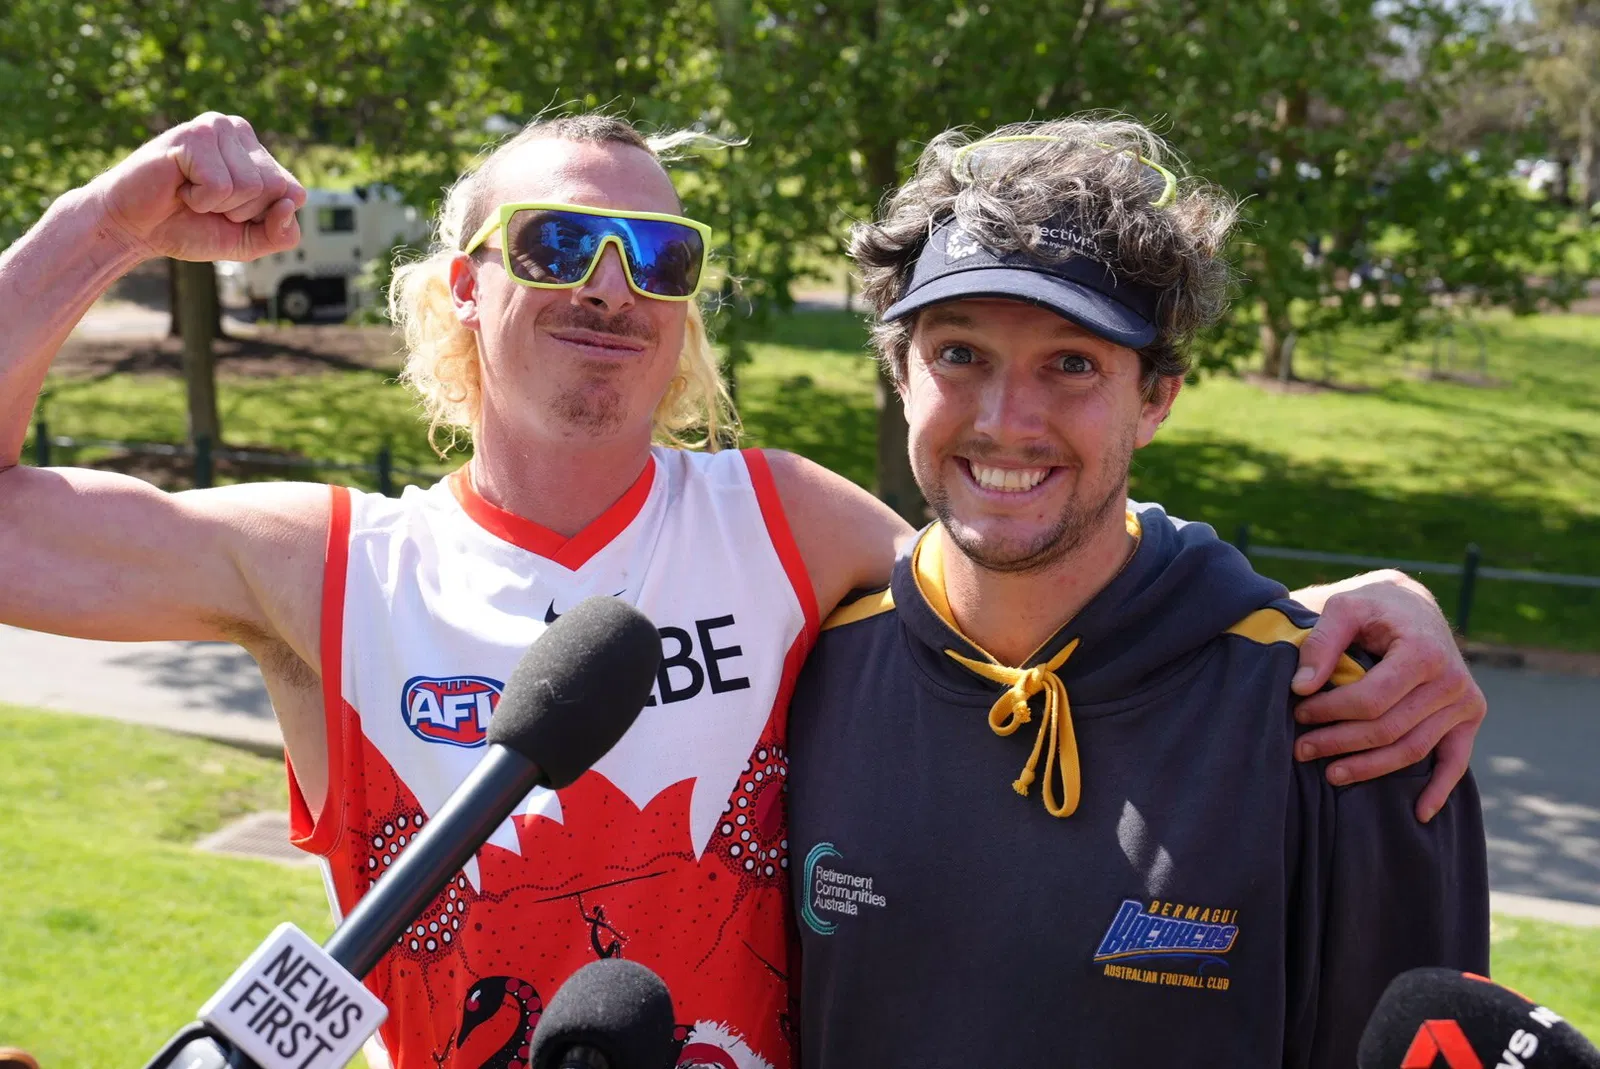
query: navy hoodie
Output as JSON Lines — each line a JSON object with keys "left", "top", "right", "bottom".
{"left": 788, "top": 507, "right": 1488, "bottom": 1069}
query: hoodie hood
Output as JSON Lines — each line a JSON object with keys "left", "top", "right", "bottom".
{"left": 893, "top": 506, "right": 1288, "bottom": 707}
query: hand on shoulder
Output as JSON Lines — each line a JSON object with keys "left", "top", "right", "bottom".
{"left": 1287, "top": 570, "right": 1486, "bottom": 822}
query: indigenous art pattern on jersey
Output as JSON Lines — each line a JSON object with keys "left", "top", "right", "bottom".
{"left": 289, "top": 449, "right": 816, "bottom": 1069}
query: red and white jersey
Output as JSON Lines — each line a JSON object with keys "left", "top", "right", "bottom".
{"left": 288, "top": 447, "right": 817, "bottom": 1069}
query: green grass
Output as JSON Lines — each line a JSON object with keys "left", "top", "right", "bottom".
{"left": 0, "top": 705, "right": 348, "bottom": 1067}
{"left": 1136, "top": 314, "right": 1600, "bottom": 651}
{"left": 33, "top": 363, "right": 456, "bottom": 494}
{"left": 1, "top": 706, "right": 1597, "bottom": 1062}
{"left": 24, "top": 309, "right": 1600, "bottom": 649}
{"left": 1492, "top": 914, "right": 1600, "bottom": 1040}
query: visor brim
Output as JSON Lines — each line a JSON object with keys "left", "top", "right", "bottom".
{"left": 882, "top": 267, "right": 1158, "bottom": 349}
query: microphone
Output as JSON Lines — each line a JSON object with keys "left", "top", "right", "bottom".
{"left": 528, "top": 960, "right": 677, "bottom": 1069}
{"left": 1358, "top": 967, "right": 1600, "bottom": 1069}
{"left": 141, "top": 596, "right": 664, "bottom": 1069}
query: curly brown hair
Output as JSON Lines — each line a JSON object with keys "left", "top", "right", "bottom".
{"left": 852, "top": 116, "right": 1237, "bottom": 397}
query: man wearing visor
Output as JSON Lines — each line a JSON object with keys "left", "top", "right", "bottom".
{"left": 788, "top": 119, "right": 1489, "bottom": 1069}
{"left": 1, "top": 110, "right": 1484, "bottom": 1069}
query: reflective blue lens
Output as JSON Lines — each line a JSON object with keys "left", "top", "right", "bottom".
{"left": 506, "top": 209, "right": 705, "bottom": 297}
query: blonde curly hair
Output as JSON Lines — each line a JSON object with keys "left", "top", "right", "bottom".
{"left": 389, "top": 114, "right": 736, "bottom": 454}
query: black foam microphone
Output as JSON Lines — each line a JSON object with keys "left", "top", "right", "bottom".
{"left": 142, "top": 596, "right": 663, "bottom": 1069}
{"left": 1358, "top": 967, "right": 1600, "bottom": 1069}
{"left": 529, "top": 960, "right": 677, "bottom": 1069}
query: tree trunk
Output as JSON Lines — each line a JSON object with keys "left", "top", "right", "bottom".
{"left": 1580, "top": 95, "right": 1599, "bottom": 222}
{"left": 1259, "top": 302, "right": 1296, "bottom": 381}
{"left": 167, "top": 258, "right": 181, "bottom": 337}
{"left": 1255, "top": 88, "right": 1308, "bottom": 379}
{"left": 176, "top": 260, "right": 222, "bottom": 446}
{"left": 1555, "top": 156, "right": 1575, "bottom": 208}
{"left": 863, "top": 134, "right": 923, "bottom": 524}
{"left": 169, "top": 256, "right": 228, "bottom": 337}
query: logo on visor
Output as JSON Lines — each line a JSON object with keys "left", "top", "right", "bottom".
{"left": 944, "top": 227, "right": 984, "bottom": 262}
{"left": 1033, "top": 222, "right": 1100, "bottom": 260}
{"left": 401, "top": 675, "right": 503, "bottom": 748}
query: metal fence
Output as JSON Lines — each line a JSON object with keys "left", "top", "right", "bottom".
{"left": 30, "top": 418, "right": 446, "bottom": 497}
{"left": 28, "top": 417, "right": 1599, "bottom": 639}
{"left": 1233, "top": 524, "right": 1600, "bottom": 636}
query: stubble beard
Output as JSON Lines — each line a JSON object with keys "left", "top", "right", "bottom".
{"left": 922, "top": 429, "right": 1137, "bottom": 575}
{"left": 537, "top": 303, "right": 657, "bottom": 437}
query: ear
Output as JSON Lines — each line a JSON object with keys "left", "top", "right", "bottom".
{"left": 1134, "top": 375, "right": 1181, "bottom": 449}
{"left": 449, "top": 253, "right": 481, "bottom": 331}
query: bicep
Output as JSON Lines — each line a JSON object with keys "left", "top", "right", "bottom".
{"left": 0, "top": 465, "right": 326, "bottom": 649}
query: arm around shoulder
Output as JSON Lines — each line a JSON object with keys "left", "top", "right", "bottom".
{"left": 759, "top": 449, "right": 915, "bottom": 619}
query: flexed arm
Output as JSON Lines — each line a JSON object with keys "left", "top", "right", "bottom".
{"left": 0, "top": 114, "right": 336, "bottom": 811}
{"left": 0, "top": 112, "right": 305, "bottom": 463}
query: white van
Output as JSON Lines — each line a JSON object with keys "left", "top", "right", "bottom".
{"left": 216, "top": 185, "right": 430, "bottom": 322}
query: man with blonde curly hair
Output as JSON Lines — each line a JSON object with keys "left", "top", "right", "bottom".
{"left": 787, "top": 120, "right": 1489, "bottom": 1069}
{"left": 1, "top": 110, "right": 1483, "bottom": 1069}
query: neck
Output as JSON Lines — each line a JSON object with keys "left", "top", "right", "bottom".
{"left": 940, "top": 503, "right": 1136, "bottom": 667}
{"left": 469, "top": 419, "right": 654, "bottom": 538}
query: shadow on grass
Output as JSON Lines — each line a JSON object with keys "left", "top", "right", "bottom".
{"left": 1134, "top": 437, "right": 1600, "bottom": 568}
{"left": 82, "top": 334, "right": 397, "bottom": 379}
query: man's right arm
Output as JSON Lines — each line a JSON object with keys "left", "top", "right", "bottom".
{"left": 0, "top": 113, "right": 339, "bottom": 809}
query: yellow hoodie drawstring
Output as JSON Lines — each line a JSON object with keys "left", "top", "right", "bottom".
{"left": 945, "top": 638, "right": 1082, "bottom": 818}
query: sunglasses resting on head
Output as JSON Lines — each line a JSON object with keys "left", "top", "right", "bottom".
{"left": 463, "top": 202, "right": 713, "bottom": 301}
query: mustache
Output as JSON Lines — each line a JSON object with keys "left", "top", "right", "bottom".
{"left": 538, "top": 302, "right": 658, "bottom": 343}
{"left": 955, "top": 442, "right": 1074, "bottom": 468}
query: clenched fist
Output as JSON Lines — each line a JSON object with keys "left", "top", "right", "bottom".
{"left": 86, "top": 112, "right": 307, "bottom": 264}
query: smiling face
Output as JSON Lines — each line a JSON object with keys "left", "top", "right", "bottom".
{"left": 903, "top": 298, "right": 1179, "bottom": 573}
{"left": 449, "top": 138, "right": 690, "bottom": 445}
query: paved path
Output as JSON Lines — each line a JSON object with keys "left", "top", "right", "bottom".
{"left": 3, "top": 626, "right": 1597, "bottom": 919}
{"left": 0, "top": 625, "right": 281, "bottom": 752}
{"left": 1472, "top": 665, "right": 1600, "bottom": 906}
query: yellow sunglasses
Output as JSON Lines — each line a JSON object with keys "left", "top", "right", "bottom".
{"left": 463, "top": 201, "right": 714, "bottom": 301}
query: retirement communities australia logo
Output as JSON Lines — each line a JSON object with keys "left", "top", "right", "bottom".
{"left": 800, "top": 843, "right": 888, "bottom": 935}
{"left": 1093, "top": 898, "right": 1239, "bottom": 992}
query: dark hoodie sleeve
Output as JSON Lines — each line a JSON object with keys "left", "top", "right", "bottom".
{"left": 1283, "top": 747, "right": 1491, "bottom": 1069}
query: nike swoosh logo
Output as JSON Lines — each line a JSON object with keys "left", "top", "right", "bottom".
{"left": 545, "top": 592, "right": 628, "bottom": 624}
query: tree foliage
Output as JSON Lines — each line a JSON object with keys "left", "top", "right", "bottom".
{"left": 0, "top": 0, "right": 1587, "bottom": 494}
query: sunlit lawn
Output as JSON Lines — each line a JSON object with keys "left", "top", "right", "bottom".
{"left": 0, "top": 705, "right": 356, "bottom": 1067}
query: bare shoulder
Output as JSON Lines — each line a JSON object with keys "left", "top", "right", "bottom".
{"left": 759, "top": 449, "right": 913, "bottom": 617}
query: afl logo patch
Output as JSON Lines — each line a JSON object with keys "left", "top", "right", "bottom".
{"left": 401, "top": 675, "right": 503, "bottom": 748}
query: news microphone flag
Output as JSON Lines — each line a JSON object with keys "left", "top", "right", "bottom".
{"left": 142, "top": 596, "right": 664, "bottom": 1069}
{"left": 198, "top": 923, "right": 385, "bottom": 1069}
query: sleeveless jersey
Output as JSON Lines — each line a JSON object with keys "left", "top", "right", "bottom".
{"left": 287, "top": 447, "right": 817, "bottom": 1069}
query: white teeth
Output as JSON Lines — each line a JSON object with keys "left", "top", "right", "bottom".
{"left": 969, "top": 463, "right": 1050, "bottom": 492}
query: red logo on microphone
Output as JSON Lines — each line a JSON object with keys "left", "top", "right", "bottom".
{"left": 1401, "top": 1020, "right": 1482, "bottom": 1069}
